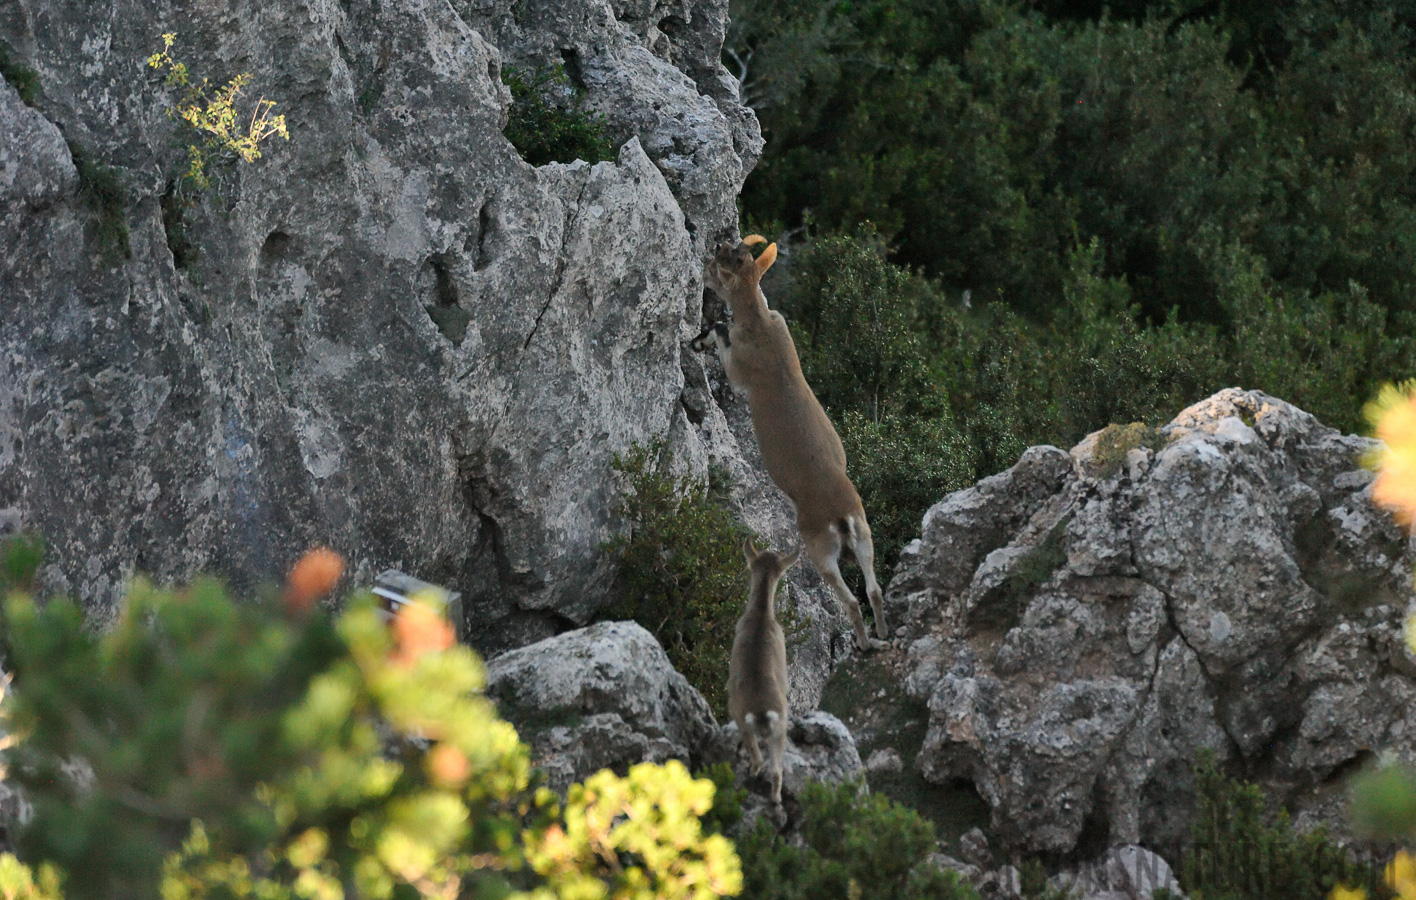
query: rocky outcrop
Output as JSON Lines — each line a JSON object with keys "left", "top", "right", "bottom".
{"left": 485, "top": 619, "right": 863, "bottom": 796}
{"left": 0, "top": 0, "right": 765, "bottom": 651}
{"left": 887, "top": 389, "right": 1416, "bottom": 854}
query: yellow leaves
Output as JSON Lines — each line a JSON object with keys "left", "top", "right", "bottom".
{"left": 1364, "top": 380, "right": 1416, "bottom": 528}
{"left": 1390, "top": 851, "right": 1416, "bottom": 900}
{"left": 522, "top": 760, "right": 742, "bottom": 900}
{"left": 0, "top": 855, "right": 61, "bottom": 900}
{"left": 1331, "top": 850, "right": 1416, "bottom": 900}
{"left": 146, "top": 34, "right": 290, "bottom": 190}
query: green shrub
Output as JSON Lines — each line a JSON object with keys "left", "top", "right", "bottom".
{"left": 503, "top": 65, "right": 616, "bottom": 166}
{"left": 784, "top": 228, "right": 937, "bottom": 421}
{"left": 605, "top": 444, "right": 797, "bottom": 718}
{"left": 736, "top": 780, "right": 980, "bottom": 900}
{"left": 1350, "top": 761, "right": 1416, "bottom": 840}
{"left": 1088, "top": 422, "right": 1168, "bottom": 479}
{"left": 837, "top": 410, "right": 977, "bottom": 572}
{"left": 0, "top": 534, "right": 742, "bottom": 900}
{"left": 697, "top": 761, "right": 747, "bottom": 837}
{"left": 1179, "top": 752, "right": 1370, "bottom": 900}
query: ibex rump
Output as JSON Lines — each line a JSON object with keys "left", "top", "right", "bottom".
{"left": 729, "top": 540, "right": 798, "bottom": 804}
{"left": 695, "top": 237, "right": 889, "bottom": 651}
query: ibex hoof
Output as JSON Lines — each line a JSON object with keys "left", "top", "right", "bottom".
{"left": 857, "top": 636, "right": 890, "bottom": 652}
{"left": 875, "top": 621, "right": 890, "bottom": 640}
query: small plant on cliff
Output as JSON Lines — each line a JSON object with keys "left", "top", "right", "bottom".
{"left": 0, "top": 42, "right": 40, "bottom": 107}
{"left": 147, "top": 33, "right": 290, "bottom": 192}
{"left": 67, "top": 141, "right": 130, "bottom": 263}
{"left": 1088, "top": 422, "right": 1168, "bottom": 479}
{"left": 502, "top": 65, "right": 616, "bottom": 166}
{"left": 0, "top": 536, "right": 742, "bottom": 900}
{"left": 735, "top": 780, "right": 980, "bottom": 900}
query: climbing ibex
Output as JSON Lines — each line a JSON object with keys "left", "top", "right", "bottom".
{"left": 694, "top": 237, "right": 889, "bottom": 651}
{"left": 729, "top": 540, "right": 797, "bottom": 805}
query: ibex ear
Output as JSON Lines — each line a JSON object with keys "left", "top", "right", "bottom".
{"left": 743, "top": 538, "right": 759, "bottom": 564}
{"left": 781, "top": 548, "right": 801, "bottom": 572}
{"left": 754, "top": 242, "right": 778, "bottom": 277}
{"left": 742, "top": 234, "right": 768, "bottom": 247}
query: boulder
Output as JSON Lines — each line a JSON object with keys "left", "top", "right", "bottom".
{"left": 483, "top": 620, "right": 716, "bottom": 791}
{"left": 890, "top": 389, "right": 1416, "bottom": 853}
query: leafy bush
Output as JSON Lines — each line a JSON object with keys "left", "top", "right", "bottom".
{"left": 0, "top": 536, "right": 742, "bottom": 900}
{"left": 836, "top": 411, "right": 976, "bottom": 571}
{"left": 1180, "top": 753, "right": 1369, "bottom": 900}
{"left": 604, "top": 445, "right": 791, "bottom": 718}
{"left": 147, "top": 33, "right": 289, "bottom": 192}
{"left": 735, "top": 780, "right": 979, "bottom": 900}
{"left": 502, "top": 65, "right": 616, "bottom": 166}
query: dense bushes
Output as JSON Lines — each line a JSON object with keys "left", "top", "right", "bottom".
{"left": 729, "top": 0, "right": 1416, "bottom": 570}
{"left": 1180, "top": 754, "right": 1370, "bottom": 900}
{"left": 768, "top": 226, "right": 1413, "bottom": 573}
{"left": 734, "top": 0, "right": 1416, "bottom": 325}
{"left": 734, "top": 780, "right": 979, "bottom": 900}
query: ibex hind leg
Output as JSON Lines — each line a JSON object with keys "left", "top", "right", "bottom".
{"left": 766, "top": 710, "right": 787, "bottom": 805}
{"left": 844, "top": 514, "right": 889, "bottom": 640}
{"left": 805, "top": 527, "right": 888, "bottom": 652}
{"left": 737, "top": 711, "right": 765, "bottom": 775}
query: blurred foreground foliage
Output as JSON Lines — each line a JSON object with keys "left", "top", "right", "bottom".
{"left": 0, "top": 534, "right": 741, "bottom": 900}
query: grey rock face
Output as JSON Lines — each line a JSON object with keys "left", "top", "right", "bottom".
{"left": 0, "top": 0, "right": 758, "bottom": 649}
{"left": 893, "top": 389, "right": 1416, "bottom": 854}
{"left": 712, "top": 708, "right": 864, "bottom": 814}
{"left": 483, "top": 620, "right": 717, "bottom": 791}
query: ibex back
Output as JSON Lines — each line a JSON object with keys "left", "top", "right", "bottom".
{"left": 729, "top": 540, "right": 798, "bottom": 805}
{"left": 695, "top": 238, "right": 889, "bottom": 650}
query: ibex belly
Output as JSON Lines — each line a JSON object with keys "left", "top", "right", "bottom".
{"left": 747, "top": 381, "right": 860, "bottom": 523}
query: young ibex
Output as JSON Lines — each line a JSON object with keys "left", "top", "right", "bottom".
{"left": 729, "top": 539, "right": 798, "bottom": 805}
{"left": 694, "top": 237, "right": 890, "bottom": 650}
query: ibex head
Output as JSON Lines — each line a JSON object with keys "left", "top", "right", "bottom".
{"left": 705, "top": 235, "right": 778, "bottom": 302}
{"left": 742, "top": 538, "right": 799, "bottom": 581}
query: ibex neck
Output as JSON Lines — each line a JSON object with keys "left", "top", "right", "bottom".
{"left": 728, "top": 285, "right": 771, "bottom": 323}
{"left": 745, "top": 576, "right": 777, "bottom": 618}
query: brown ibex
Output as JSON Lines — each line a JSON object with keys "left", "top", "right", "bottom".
{"left": 729, "top": 540, "right": 798, "bottom": 804}
{"left": 694, "top": 237, "right": 890, "bottom": 651}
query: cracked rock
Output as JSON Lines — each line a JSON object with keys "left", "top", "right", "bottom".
{"left": 888, "top": 389, "right": 1416, "bottom": 854}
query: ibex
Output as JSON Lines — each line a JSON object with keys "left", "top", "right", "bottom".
{"left": 694, "top": 237, "right": 890, "bottom": 650}
{"left": 729, "top": 540, "right": 798, "bottom": 804}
